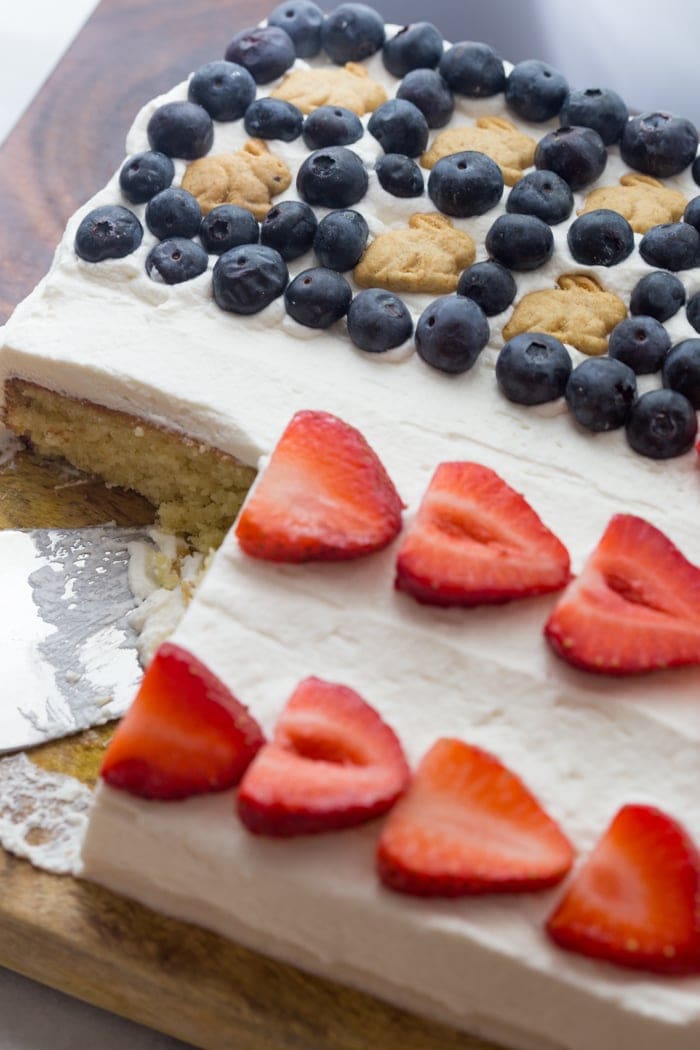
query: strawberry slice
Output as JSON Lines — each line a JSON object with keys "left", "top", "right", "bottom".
{"left": 377, "top": 738, "right": 574, "bottom": 896}
{"left": 395, "top": 462, "right": 570, "bottom": 606}
{"left": 545, "top": 514, "right": 700, "bottom": 674}
{"left": 237, "top": 677, "right": 410, "bottom": 836}
{"left": 547, "top": 804, "right": 700, "bottom": 975}
{"left": 101, "top": 643, "right": 264, "bottom": 800}
{"left": 235, "top": 410, "right": 403, "bottom": 562}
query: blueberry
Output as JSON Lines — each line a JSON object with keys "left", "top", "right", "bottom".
{"left": 347, "top": 289, "right": 413, "bottom": 353}
{"left": 505, "top": 60, "right": 568, "bottom": 123}
{"left": 506, "top": 170, "right": 573, "bottom": 225}
{"left": 439, "top": 42, "right": 506, "bottom": 98}
{"left": 296, "top": 147, "right": 368, "bottom": 208}
{"left": 145, "top": 237, "right": 208, "bottom": 285}
{"left": 244, "top": 98, "right": 304, "bottom": 141}
{"left": 313, "top": 209, "right": 369, "bottom": 271}
{"left": 119, "top": 151, "right": 175, "bottom": 204}
{"left": 486, "top": 214, "right": 554, "bottom": 272}
{"left": 428, "top": 151, "right": 503, "bottom": 218}
{"left": 396, "top": 69, "right": 454, "bottom": 129}
{"left": 302, "top": 106, "right": 363, "bottom": 150}
{"left": 565, "top": 357, "right": 637, "bottom": 432}
{"left": 322, "top": 3, "right": 385, "bottom": 63}
{"left": 199, "top": 205, "right": 259, "bottom": 254}
{"left": 415, "top": 295, "right": 489, "bottom": 374}
{"left": 224, "top": 25, "right": 295, "bottom": 84}
{"left": 621, "top": 112, "right": 698, "bottom": 178}
{"left": 367, "top": 99, "right": 429, "bottom": 157}
{"left": 268, "top": 1, "right": 324, "bottom": 58}
{"left": 187, "top": 61, "right": 256, "bottom": 121}
{"left": 663, "top": 339, "right": 700, "bottom": 407}
{"left": 683, "top": 196, "right": 700, "bottom": 233}
{"left": 382, "top": 23, "right": 443, "bottom": 78}
{"left": 457, "top": 260, "right": 516, "bottom": 317}
{"left": 147, "top": 101, "right": 214, "bottom": 160}
{"left": 212, "top": 244, "right": 288, "bottom": 314}
{"left": 626, "top": 389, "right": 697, "bottom": 458}
{"left": 534, "top": 126, "right": 607, "bottom": 191}
{"left": 607, "top": 316, "right": 671, "bottom": 374}
{"left": 285, "top": 267, "right": 352, "bottom": 328}
{"left": 260, "top": 200, "right": 317, "bottom": 261}
{"left": 687, "top": 293, "right": 700, "bottom": 334}
{"left": 567, "top": 210, "right": 634, "bottom": 267}
{"left": 639, "top": 222, "right": 699, "bottom": 271}
{"left": 559, "top": 88, "right": 628, "bottom": 146}
{"left": 74, "top": 205, "right": 143, "bottom": 262}
{"left": 694, "top": 155, "right": 700, "bottom": 186}
{"left": 496, "top": 333, "right": 572, "bottom": 405}
{"left": 630, "top": 271, "right": 685, "bottom": 322}
{"left": 375, "top": 154, "right": 424, "bottom": 198}
{"left": 145, "top": 188, "right": 202, "bottom": 240}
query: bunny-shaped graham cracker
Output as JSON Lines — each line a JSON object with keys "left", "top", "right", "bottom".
{"left": 182, "top": 140, "right": 291, "bottom": 218}
{"left": 503, "top": 275, "right": 627, "bottom": 356}
{"left": 354, "top": 214, "right": 476, "bottom": 294}
{"left": 270, "top": 63, "right": 387, "bottom": 115}
{"left": 579, "top": 174, "right": 687, "bottom": 234}
{"left": 421, "top": 117, "right": 536, "bottom": 186}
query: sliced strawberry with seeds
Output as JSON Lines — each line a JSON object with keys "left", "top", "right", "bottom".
{"left": 395, "top": 462, "right": 570, "bottom": 606}
{"left": 545, "top": 514, "right": 700, "bottom": 674}
{"left": 377, "top": 738, "right": 574, "bottom": 896}
{"left": 237, "top": 677, "right": 410, "bottom": 836}
{"left": 101, "top": 643, "right": 264, "bottom": 800}
{"left": 547, "top": 804, "right": 700, "bottom": 975}
{"left": 235, "top": 410, "right": 403, "bottom": 562}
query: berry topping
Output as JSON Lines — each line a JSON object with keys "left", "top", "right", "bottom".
{"left": 187, "top": 60, "right": 256, "bottom": 122}
{"left": 260, "top": 200, "right": 317, "bottom": 261}
{"left": 621, "top": 112, "right": 699, "bottom": 179}
{"left": 235, "top": 409, "right": 403, "bottom": 561}
{"left": 147, "top": 101, "right": 214, "bottom": 160}
{"left": 237, "top": 677, "right": 409, "bottom": 836}
{"left": 296, "top": 146, "right": 368, "bottom": 209}
{"left": 439, "top": 41, "right": 506, "bottom": 98}
{"left": 302, "top": 105, "right": 363, "bottom": 150}
{"left": 321, "top": 3, "right": 386, "bottom": 64}
{"left": 268, "top": 0, "right": 324, "bottom": 59}
{"left": 496, "top": 333, "right": 572, "bottom": 405}
{"left": 145, "top": 187, "right": 202, "bottom": 241}
{"left": 534, "top": 126, "right": 607, "bottom": 191}
{"left": 119, "top": 151, "right": 174, "bottom": 204}
{"left": 382, "top": 23, "right": 443, "bottom": 78}
{"left": 457, "top": 260, "right": 516, "bottom": 317}
{"left": 566, "top": 357, "right": 637, "bottom": 432}
{"left": 244, "top": 97, "right": 304, "bottom": 142}
{"left": 146, "top": 237, "right": 208, "bottom": 285}
{"left": 285, "top": 267, "right": 352, "bottom": 328}
{"left": 374, "top": 153, "right": 424, "bottom": 198}
{"left": 626, "top": 389, "right": 698, "bottom": 459}
{"left": 100, "top": 643, "right": 264, "bottom": 800}
{"left": 684, "top": 195, "right": 700, "bottom": 233}
{"left": 74, "top": 205, "right": 143, "bottom": 263}
{"left": 567, "top": 209, "right": 634, "bottom": 267}
{"left": 415, "top": 295, "right": 489, "bottom": 374}
{"left": 313, "top": 209, "right": 368, "bottom": 271}
{"left": 687, "top": 292, "right": 700, "bottom": 334}
{"left": 506, "top": 169, "right": 573, "bottom": 226}
{"left": 347, "top": 288, "right": 413, "bottom": 353}
{"left": 485, "top": 213, "right": 554, "bottom": 272}
{"left": 639, "top": 222, "right": 700, "bottom": 272}
{"left": 694, "top": 155, "right": 700, "bottom": 187}
{"left": 396, "top": 69, "right": 454, "bottom": 129}
{"left": 663, "top": 339, "right": 700, "bottom": 407}
{"left": 630, "top": 270, "right": 685, "bottom": 322}
{"left": 367, "top": 99, "right": 429, "bottom": 158}
{"left": 505, "top": 60, "right": 568, "bottom": 123}
{"left": 377, "top": 738, "right": 574, "bottom": 896}
{"left": 559, "top": 87, "right": 629, "bottom": 146}
{"left": 199, "top": 204, "right": 259, "bottom": 255}
{"left": 547, "top": 804, "right": 700, "bottom": 975}
{"left": 607, "top": 316, "right": 670, "bottom": 374}
{"left": 545, "top": 513, "right": 700, "bottom": 673}
{"left": 224, "top": 25, "right": 296, "bottom": 84}
{"left": 212, "top": 244, "right": 288, "bottom": 315}
{"left": 427, "top": 151, "right": 504, "bottom": 218}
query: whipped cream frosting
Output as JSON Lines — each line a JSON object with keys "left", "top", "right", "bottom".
{"left": 2, "top": 24, "right": 699, "bottom": 1050}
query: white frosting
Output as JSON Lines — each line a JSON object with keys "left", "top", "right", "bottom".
{"left": 2, "top": 25, "right": 700, "bottom": 1050}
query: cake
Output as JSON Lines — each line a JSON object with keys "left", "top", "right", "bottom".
{"left": 1, "top": 5, "right": 699, "bottom": 1049}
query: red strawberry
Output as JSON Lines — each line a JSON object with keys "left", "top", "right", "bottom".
{"left": 547, "top": 804, "right": 700, "bottom": 975}
{"left": 377, "top": 738, "right": 574, "bottom": 896}
{"left": 395, "top": 462, "right": 570, "bottom": 606}
{"left": 235, "top": 410, "right": 403, "bottom": 562}
{"left": 237, "top": 677, "right": 410, "bottom": 836}
{"left": 545, "top": 514, "right": 700, "bottom": 674}
{"left": 101, "top": 643, "right": 264, "bottom": 800}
